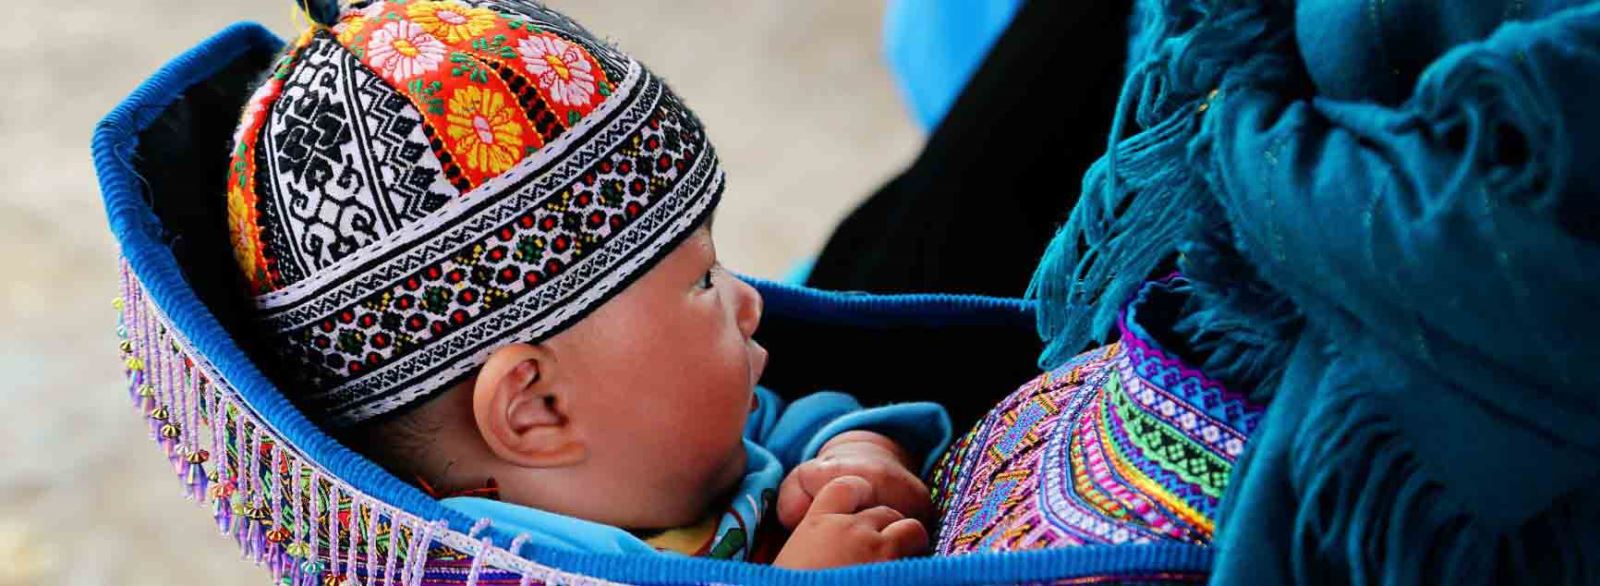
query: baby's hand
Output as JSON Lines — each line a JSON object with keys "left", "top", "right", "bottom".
{"left": 772, "top": 476, "right": 929, "bottom": 569}
{"left": 778, "top": 431, "right": 931, "bottom": 530}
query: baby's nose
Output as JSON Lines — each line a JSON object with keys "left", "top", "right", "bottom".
{"left": 734, "top": 276, "right": 763, "bottom": 338}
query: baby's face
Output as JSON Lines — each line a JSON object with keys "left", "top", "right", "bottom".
{"left": 553, "top": 224, "right": 766, "bottom": 528}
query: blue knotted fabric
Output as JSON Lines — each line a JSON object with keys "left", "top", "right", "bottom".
{"left": 1030, "top": 0, "right": 1600, "bottom": 582}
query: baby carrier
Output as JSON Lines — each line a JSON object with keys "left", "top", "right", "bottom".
{"left": 95, "top": 21, "right": 1223, "bottom": 585}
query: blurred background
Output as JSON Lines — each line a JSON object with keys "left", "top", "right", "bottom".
{"left": 0, "top": 1, "right": 924, "bottom": 583}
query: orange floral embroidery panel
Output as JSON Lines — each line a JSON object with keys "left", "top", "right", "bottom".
{"left": 333, "top": 0, "right": 613, "bottom": 190}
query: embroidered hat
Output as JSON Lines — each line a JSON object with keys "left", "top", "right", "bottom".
{"left": 226, "top": 0, "right": 723, "bottom": 426}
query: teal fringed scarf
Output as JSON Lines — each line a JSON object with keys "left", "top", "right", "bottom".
{"left": 1029, "top": 0, "right": 1600, "bottom": 582}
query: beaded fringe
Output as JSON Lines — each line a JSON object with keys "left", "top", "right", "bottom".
{"left": 115, "top": 260, "right": 613, "bottom": 586}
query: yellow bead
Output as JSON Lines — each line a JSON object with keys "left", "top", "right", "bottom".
{"left": 150, "top": 406, "right": 169, "bottom": 421}
{"left": 160, "top": 423, "right": 181, "bottom": 439}
{"left": 118, "top": 340, "right": 133, "bottom": 353}
{"left": 137, "top": 385, "right": 155, "bottom": 398}
{"left": 186, "top": 449, "right": 211, "bottom": 464}
{"left": 112, "top": 298, "right": 125, "bottom": 311}
{"left": 126, "top": 357, "right": 145, "bottom": 371}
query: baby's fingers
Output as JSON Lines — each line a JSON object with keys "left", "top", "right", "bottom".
{"left": 776, "top": 468, "right": 813, "bottom": 529}
{"left": 806, "top": 475, "right": 872, "bottom": 517}
{"left": 881, "top": 518, "right": 929, "bottom": 559}
{"left": 853, "top": 505, "right": 905, "bottom": 531}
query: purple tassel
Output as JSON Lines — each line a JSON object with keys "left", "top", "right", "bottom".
{"left": 308, "top": 471, "right": 323, "bottom": 571}
{"left": 169, "top": 448, "right": 187, "bottom": 476}
{"left": 234, "top": 509, "right": 250, "bottom": 552}
{"left": 344, "top": 500, "right": 361, "bottom": 584}
{"left": 248, "top": 519, "right": 266, "bottom": 564}
{"left": 328, "top": 488, "right": 342, "bottom": 578}
{"left": 287, "top": 551, "right": 302, "bottom": 580}
{"left": 366, "top": 506, "right": 382, "bottom": 586}
{"left": 406, "top": 521, "right": 443, "bottom": 586}
{"left": 240, "top": 421, "right": 256, "bottom": 501}
{"left": 465, "top": 537, "right": 492, "bottom": 586}
{"left": 182, "top": 363, "right": 199, "bottom": 457}
{"left": 234, "top": 520, "right": 248, "bottom": 557}
{"left": 160, "top": 437, "right": 179, "bottom": 464}
{"left": 265, "top": 546, "right": 281, "bottom": 581}
{"left": 187, "top": 463, "right": 209, "bottom": 501}
{"left": 215, "top": 499, "right": 233, "bottom": 535}
{"left": 148, "top": 341, "right": 167, "bottom": 440}
{"left": 382, "top": 518, "right": 402, "bottom": 586}
{"left": 507, "top": 533, "right": 532, "bottom": 586}
{"left": 291, "top": 465, "right": 308, "bottom": 572}
{"left": 280, "top": 554, "right": 296, "bottom": 583}
{"left": 264, "top": 542, "right": 282, "bottom": 577}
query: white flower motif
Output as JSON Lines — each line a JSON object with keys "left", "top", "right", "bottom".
{"left": 366, "top": 20, "right": 447, "bottom": 82}
{"left": 516, "top": 35, "right": 598, "bottom": 107}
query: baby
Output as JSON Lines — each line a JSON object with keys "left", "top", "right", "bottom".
{"left": 224, "top": 0, "right": 948, "bottom": 569}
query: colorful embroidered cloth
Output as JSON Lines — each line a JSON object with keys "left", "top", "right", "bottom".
{"left": 932, "top": 280, "right": 1262, "bottom": 554}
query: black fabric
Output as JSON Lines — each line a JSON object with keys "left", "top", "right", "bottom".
{"left": 806, "top": 0, "right": 1133, "bottom": 298}
{"left": 135, "top": 47, "right": 277, "bottom": 345}
{"left": 798, "top": 0, "right": 1134, "bottom": 429}
{"left": 754, "top": 314, "right": 1041, "bottom": 433}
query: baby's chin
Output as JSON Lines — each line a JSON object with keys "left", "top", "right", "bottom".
{"left": 647, "top": 445, "right": 746, "bottom": 529}
{"left": 692, "top": 442, "right": 748, "bottom": 511}
{"left": 709, "top": 442, "right": 748, "bottom": 496}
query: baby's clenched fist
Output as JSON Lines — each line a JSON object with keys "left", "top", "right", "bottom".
{"left": 777, "top": 430, "right": 932, "bottom": 530}
{"left": 773, "top": 476, "right": 929, "bottom": 569}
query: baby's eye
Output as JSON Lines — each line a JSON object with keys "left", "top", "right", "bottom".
{"left": 698, "top": 267, "right": 715, "bottom": 290}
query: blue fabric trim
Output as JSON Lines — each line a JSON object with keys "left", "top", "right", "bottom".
{"left": 95, "top": 22, "right": 1213, "bottom": 583}
{"left": 441, "top": 496, "right": 663, "bottom": 556}
{"left": 742, "top": 275, "right": 1038, "bottom": 329}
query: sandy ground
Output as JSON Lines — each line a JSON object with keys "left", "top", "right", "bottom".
{"left": 0, "top": 1, "right": 919, "bottom": 583}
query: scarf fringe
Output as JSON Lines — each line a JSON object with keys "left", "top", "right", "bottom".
{"left": 1169, "top": 218, "right": 1302, "bottom": 404}
{"left": 1028, "top": 0, "right": 1298, "bottom": 371}
{"left": 1287, "top": 388, "right": 1600, "bottom": 584}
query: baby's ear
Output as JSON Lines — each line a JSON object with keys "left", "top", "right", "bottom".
{"left": 472, "top": 344, "right": 585, "bottom": 468}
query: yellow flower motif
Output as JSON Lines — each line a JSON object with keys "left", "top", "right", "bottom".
{"left": 333, "top": 15, "right": 368, "bottom": 46}
{"left": 445, "top": 86, "right": 525, "bottom": 175}
{"left": 406, "top": 1, "right": 499, "bottom": 44}
{"left": 226, "top": 185, "right": 262, "bottom": 286}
